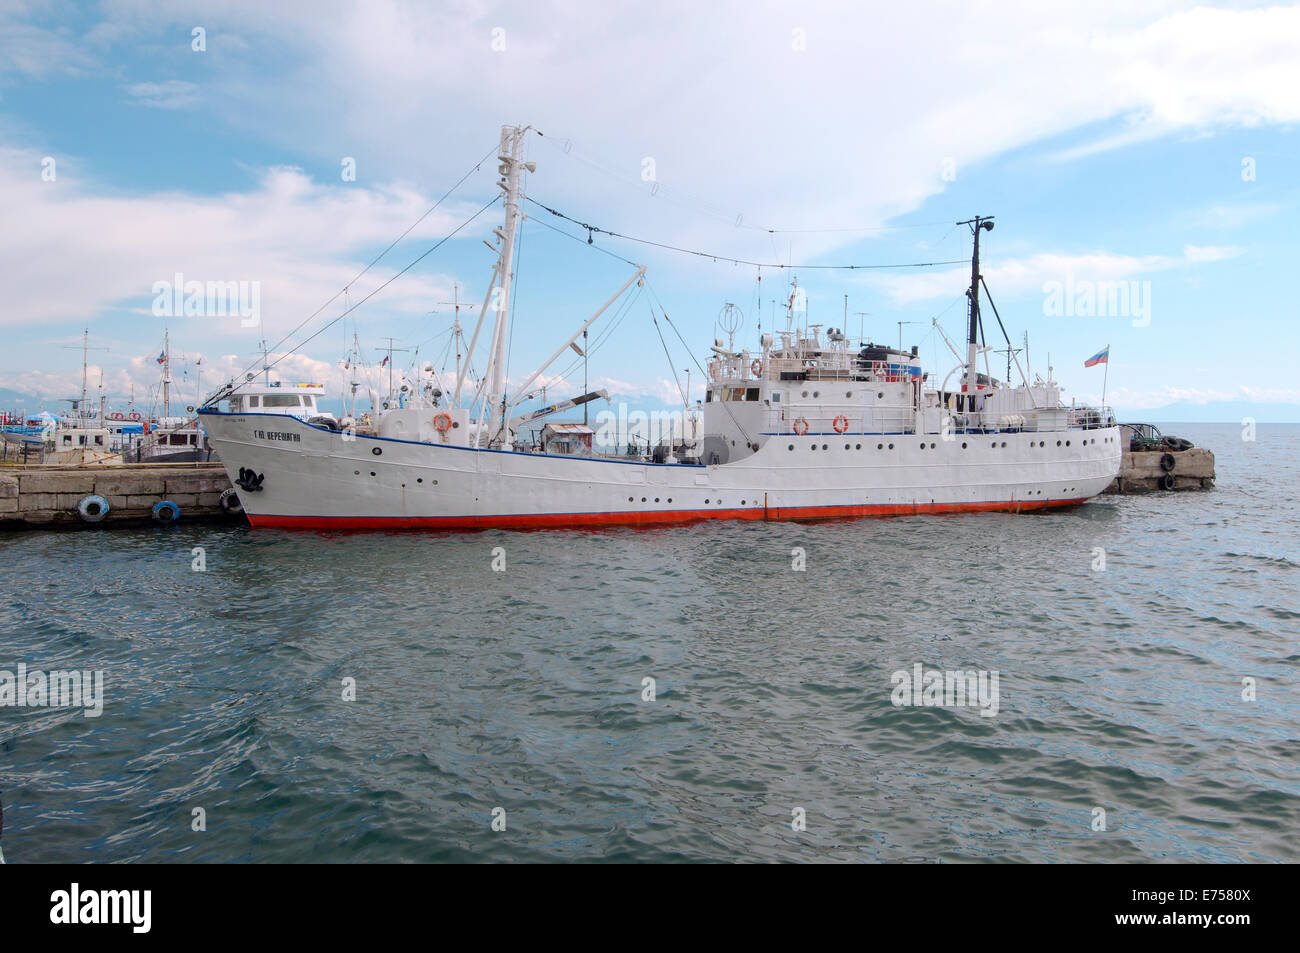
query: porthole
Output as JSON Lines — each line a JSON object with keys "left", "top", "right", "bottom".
{"left": 417, "top": 478, "right": 423, "bottom": 483}
{"left": 813, "top": 391, "right": 820, "bottom": 398}
{"left": 878, "top": 392, "right": 884, "bottom": 398}
{"left": 991, "top": 442, "right": 997, "bottom": 449}
{"left": 641, "top": 497, "right": 647, "bottom": 502}
{"left": 811, "top": 445, "right": 817, "bottom": 451}
{"left": 961, "top": 442, "right": 967, "bottom": 449}
{"left": 372, "top": 447, "right": 382, "bottom": 456}
{"left": 654, "top": 497, "right": 660, "bottom": 502}
{"left": 1056, "top": 440, "right": 1062, "bottom": 446}
{"left": 354, "top": 470, "right": 360, "bottom": 475}
{"left": 628, "top": 496, "right": 634, "bottom": 502}
{"left": 741, "top": 500, "right": 746, "bottom": 505}
{"left": 822, "top": 443, "right": 828, "bottom": 450}
{"left": 888, "top": 443, "right": 894, "bottom": 450}
{"left": 788, "top": 444, "right": 795, "bottom": 451}
{"left": 801, "top": 390, "right": 809, "bottom": 398}
{"left": 369, "top": 471, "right": 376, "bottom": 476}
{"left": 1040, "top": 441, "right": 1045, "bottom": 447}
{"left": 920, "top": 442, "right": 926, "bottom": 450}
{"left": 844, "top": 443, "right": 851, "bottom": 450}
{"left": 931, "top": 442, "right": 936, "bottom": 449}
{"left": 877, "top": 443, "right": 883, "bottom": 450}
{"left": 433, "top": 480, "right": 438, "bottom": 485}
{"left": 667, "top": 498, "right": 672, "bottom": 503}
{"left": 1066, "top": 440, "right": 1071, "bottom": 446}
{"left": 846, "top": 391, "right": 853, "bottom": 398}
{"left": 855, "top": 443, "right": 862, "bottom": 450}
{"left": 1000, "top": 442, "right": 1006, "bottom": 448}
{"left": 705, "top": 498, "right": 710, "bottom": 503}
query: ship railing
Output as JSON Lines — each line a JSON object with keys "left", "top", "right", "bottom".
{"left": 945, "top": 406, "right": 1116, "bottom": 434}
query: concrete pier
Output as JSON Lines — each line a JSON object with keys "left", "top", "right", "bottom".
{"left": 0, "top": 463, "right": 242, "bottom": 528}
{"left": 1105, "top": 447, "right": 1216, "bottom": 494}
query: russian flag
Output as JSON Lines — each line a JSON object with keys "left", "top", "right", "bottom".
{"left": 155, "top": 351, "right": 166, "bottom": 365}
{"left": 1084, "top": 347, "right": 1108, "bottom": 367}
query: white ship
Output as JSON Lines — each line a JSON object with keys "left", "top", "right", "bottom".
{"left": 201, "top": 125, "right": 1120, "bottom": 530}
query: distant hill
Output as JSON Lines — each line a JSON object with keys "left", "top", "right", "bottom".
{"left": 1111, "top": 401, "right": 1300, "bottom": 424}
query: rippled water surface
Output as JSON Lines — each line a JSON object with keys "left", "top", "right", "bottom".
{"left": 2, "top": 423, "right": 1297, "bottom": 862}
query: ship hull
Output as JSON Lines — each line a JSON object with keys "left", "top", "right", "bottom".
{"left": 200, "top": 410, "right": 1121, "bottom": 531}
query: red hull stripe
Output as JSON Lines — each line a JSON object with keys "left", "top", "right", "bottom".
{"left": 247, "top": 496, "right": 1093, "bottom": 531}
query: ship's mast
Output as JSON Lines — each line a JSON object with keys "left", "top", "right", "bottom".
{"left": 162, "top": 327, "right": 172, "bottom": 419}
{"left": 485, "top": 125, "right": 531, "bottom": 442}
{"left": 958, "top": 216, "right": 994, "bottom": 399}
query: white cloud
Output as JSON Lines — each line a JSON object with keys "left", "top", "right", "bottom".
{"left": 124, "top": 79, "right": 198, "bottom": 109}
{"left": 0, "top": 145, "right": 493, "bottom": 331}
{"left": 866, "top": 245, "right": 1243, "bottom": 304}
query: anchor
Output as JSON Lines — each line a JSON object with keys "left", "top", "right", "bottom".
{"left": 235, "top": 467, "right": 265, "bottom": 492}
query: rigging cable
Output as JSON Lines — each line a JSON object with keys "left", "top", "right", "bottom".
{"left": 262, "top": 195, "right": 502, "bottom": 374}
{"left": 220, "top": 143, "right": 499, "bottom": 391}
{"left": 524, "top": 197, "right": 968, "bottom": 271}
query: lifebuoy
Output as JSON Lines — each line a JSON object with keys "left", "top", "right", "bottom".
{"left": 110, "top": 412, "right": 124, "bottom": 421}
{"left": 129, "top": 412, "right": 142, "bottom": 421}
{"left": 751, "top": 359, "right": 763, "bottom": 377}
{"left": 218, "top": 487, "right": 243, "bottom": 515}
{"left": 152, "top": 500, "right": 179, "bottom": 522}
{"left": 77, "top": 495, "right": 109, "bottom": 523}
{"left": 793, "top": 417, "right": 809, "bottom": 435}
{"left": 832, "top": 414, "right": 849, "bottom": 434}
{"left": 433, "top": 412, "right": 452, "bottom": 434}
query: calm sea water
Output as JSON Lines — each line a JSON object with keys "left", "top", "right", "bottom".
{"left": 2, "top": 422, "right": 1297, "bottom": 863}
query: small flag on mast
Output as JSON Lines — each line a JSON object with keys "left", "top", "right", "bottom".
{"left": 156, "top": 351, "right": 166, "bottom": 365}
{"left": 1084, "top": 347, "right": 1109, "bottom": 367}
{"left": 380, "top": 355, "right": 389, "bottom": 367}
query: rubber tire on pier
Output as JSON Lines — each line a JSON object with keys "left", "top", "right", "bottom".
{"left": 152, "top": 500, "right": 180, "bottom": 523}
{"left": 1159, "top": 473, "right": 1176, "bottom": 491}
{"left": 1159, "top": 453, "right": 1176, "bottom": 472}
{"left": 218, "top": 487, "right": 243, "bottom": 515}
{"left": 76, "top": 495, "right": 110, "bottom": 523}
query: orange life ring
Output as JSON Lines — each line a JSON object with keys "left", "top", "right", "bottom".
{"left": 129, "top": 412, "right": 142, "bottom": 421}
{"left": 750, "top": 359, "right": 762, "bottom": 377}
{"left": 832, "top": 414, "right": 849, "bottom": 434}
{"left": 433, "top": 412, "right": 452, "bottom": 434}
{"left": 793, "top": 417, "right": 809, "bottom": 435}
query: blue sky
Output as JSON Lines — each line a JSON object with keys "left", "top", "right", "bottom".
{"left": 1, "top": 0, "right": 1298, "bottom": 420}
